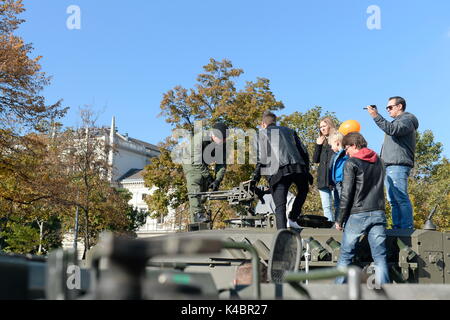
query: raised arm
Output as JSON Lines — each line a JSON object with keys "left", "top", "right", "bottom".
{"left": 373, "top": 114, "right": 415, "bottom": 137}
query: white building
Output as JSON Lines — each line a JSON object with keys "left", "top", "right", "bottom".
{"left": 118, "top": 168, "right": 177, "bottom": 237}
{"left": 105, "top": 116, "right": 177, "bottom": 236}
{"left": 105, "top": 116, "right": 159, "bottom": 184}
{"left": 63, "top": 117, "right": 177, "bottom": 254}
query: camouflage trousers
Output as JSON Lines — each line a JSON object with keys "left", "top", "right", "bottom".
{"left": 183, "top": 164, "right": 212, "bottom": 223}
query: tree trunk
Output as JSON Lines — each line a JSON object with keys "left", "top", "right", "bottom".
{"left": 37, "top": 220, "right": 44, "bottom": 255}
{"left": 83, "top": 208, "right": 90, "bottom": 260}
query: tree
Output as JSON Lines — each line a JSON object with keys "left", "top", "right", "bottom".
{"left": 412, "top": 130, "right": 443, "bottom": 179}
{"left": 0, "top": 131, "right": 73, "bottom": 254}
{"left": 0, "top": 221, "right": 39, "bottom": 254}
{"left": 0, "top": 0, "right": 66, "bottom": 133}
{"left": 117, "top": 188, "right": 149, "bottom": 233}
{"left": 0, "top": 0, "right": 68, "bottom": 253}
{"left": 0, "top": 0, "right": 67, "bottom": 202}
{"left": 409, "top": 130, "right": 449, "bottom": 230}
{"left": 159, "top": 58, "right": 283, "bottom": 131}
{"left": 0, "top": 105, "right": 141, "bottom": 255}
{"left": 143, "top": 137, "right": 187, "bottom": 217}
{"left": 53, "top": 107, "right": 133, "bottom": 256}
{"left": 145, "top": 58, "right": 284, "bottom": 228}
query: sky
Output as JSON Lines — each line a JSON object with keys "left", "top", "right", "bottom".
{"left": 18, "top": 0, "right": 450, "bottom": 157}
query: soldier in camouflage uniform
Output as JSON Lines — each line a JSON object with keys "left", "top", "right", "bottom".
{"left": 183, "top": 122, "right": 228, "bottom": 223}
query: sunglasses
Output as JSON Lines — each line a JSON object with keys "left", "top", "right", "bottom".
{"left": 386, "top": 104, "right": 397, "bottom": 111}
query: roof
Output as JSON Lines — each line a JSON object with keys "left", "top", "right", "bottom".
{"left": 118, "top": 168, "right": 145, "bottom": 182}
{"left": 95, "top": 126, "right": 160, "bottom": 154}
{"left": 128, "top": 137, "right": 160, "bottom": 153}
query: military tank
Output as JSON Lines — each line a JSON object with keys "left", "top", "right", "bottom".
{"left": 0, "top": 181, "right": 449, "bottom": 300}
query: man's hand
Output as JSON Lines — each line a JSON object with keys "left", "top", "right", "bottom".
{"left": 316, "top": 135, "right": 326, "bottom": 145}
{"left": 366, "top": 105, "right": 378, "bottom": 118}
{"left": 335, "top": 222, "right": 343, "bottom": 231}
{"left": 254, "top": 186, "right": 267, "bottom": 205}
{"left": 208, "top": 180, "right": 220, "bottom": 191}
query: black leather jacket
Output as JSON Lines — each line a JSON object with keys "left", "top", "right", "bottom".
{"left": 337, "top": 155, "right": 386, "bottom": 225}
{"left": 252, "top": 124, "right": 310, "bottom": 185}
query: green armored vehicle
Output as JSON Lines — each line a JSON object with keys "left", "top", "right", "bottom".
{"left": 1, "top": 181, "right": 449, "bottom": 300}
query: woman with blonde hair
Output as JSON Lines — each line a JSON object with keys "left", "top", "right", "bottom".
{"left": 313, "top": 117, "right": 338, "bottom": 223}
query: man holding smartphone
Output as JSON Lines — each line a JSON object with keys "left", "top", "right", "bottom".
{"left": 366, "top": 97, "right": 419, "bottom": 229}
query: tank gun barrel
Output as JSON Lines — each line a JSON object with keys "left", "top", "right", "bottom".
{"left": 426, "top": 206, "right": 438, "bottom": 221}
{"left": 188, "top": 180, "right": 269, "bottom": 205}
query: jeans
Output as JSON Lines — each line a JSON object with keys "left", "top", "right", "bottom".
{"left": 385, "top": 165, "right": 414, "bottom": 229}
{"left": 335, "top": 210, "right": 390, "bottom": 285}
{"left": 318, "top": 187, "right": 339, "bottom": 222}
{"left": 334, "top": 182, "right": 343, "bottom": 219}
{"left": 271, "top": 173, "right": 309, "bottom": 230}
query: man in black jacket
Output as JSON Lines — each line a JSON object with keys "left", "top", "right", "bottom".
{"left": 335, "top": 132, "right": 390, "bottom": 285}
{"left": 251, "top": 111, "right": 312, "bottom": 230}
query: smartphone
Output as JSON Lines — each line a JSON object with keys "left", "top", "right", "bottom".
{"left": 363, "top": 105, "right": 377, "bottom": 110}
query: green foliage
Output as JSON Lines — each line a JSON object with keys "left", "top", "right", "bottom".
{"left": 0, "top": 0, "right": 66, "bottom": 134}
{"left": 126, "top": 207, "right": 148, "bottom": 232}
{"left": 0, "top": 1, "right": 69, "bottom": 254}
{"left": 409, "top": 130, "right": 449, "bottom": 231}
{"left": 412, "top": 130, "right": 443, "bottom": 178}
{"left": 116, "top": 188, "right": 149, "bottom": 232}
{"left": 0, "top": 221, "right": 40, "bottom": 254}
{"left": 144, "top": 138, "right": 187, "bottom": 216}
{"left": 159, "top": 58, "right": 284, "bottom": 131}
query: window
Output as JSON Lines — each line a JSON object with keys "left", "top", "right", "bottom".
{"left": 141, "top": 194, "right": 148, "bottom": 201}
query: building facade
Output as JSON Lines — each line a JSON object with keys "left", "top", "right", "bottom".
{"left": 63, "top": 117, "right": 177, "bottom": 255}
{"left": 118, "top": 168, "right": 177, "bottom": 237}
{"left": 105, "top": 117, "right": 177, "bottom": 237}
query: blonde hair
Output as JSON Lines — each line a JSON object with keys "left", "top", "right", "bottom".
{"left": 319, "top": 117, "right": 337, "bottom": 137}
{"left": 329, "top": 132, "right": 344, "bottom": 145}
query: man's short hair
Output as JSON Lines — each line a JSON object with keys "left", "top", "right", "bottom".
{"left": 389, "top": 96, "right": 407, "bottom": 111}
{"left": 343, "top": 132, "right": 368, "bottom": 150}
{"left": 262, "top": 111, "right": 277, "bottom": 126}
{"left": 212, "top": 122, "right": 228, "bottom": 139}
